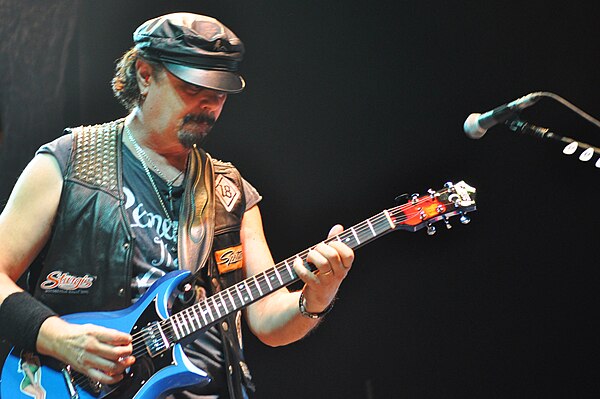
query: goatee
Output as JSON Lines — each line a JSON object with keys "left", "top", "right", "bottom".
{"left": 178, "top": 111, "right": 217, "bottom": 148}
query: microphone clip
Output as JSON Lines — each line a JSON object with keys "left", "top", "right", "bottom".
{"left": 507, "top": 119, "right": 600, "bottom": 168}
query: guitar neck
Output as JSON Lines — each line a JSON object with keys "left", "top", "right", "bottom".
{"left": 158, "top": 210, "right": 399, "bottom": 345}
{"left": 142, "top": 181, "right": 476, "bottom": 354}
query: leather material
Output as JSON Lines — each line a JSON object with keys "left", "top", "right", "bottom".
{"left": 29, "top": 120, "right": 254, "bottom": 397}
{"left": 31, "top": 120, "right": 133, "bottom": 313}
{"left": 178, "top": 146, "right": 215, "bottom": 274}
{"left": 134, "top": 13, "right": 245, "bottom": 93}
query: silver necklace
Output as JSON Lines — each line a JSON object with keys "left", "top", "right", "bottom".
{"left": 124, "top": 125, "right": 182, "bottom": 221}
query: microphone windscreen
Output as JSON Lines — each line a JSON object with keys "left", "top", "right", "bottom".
{"left": 463, "top": 113, "right": 487, "bottom": 139}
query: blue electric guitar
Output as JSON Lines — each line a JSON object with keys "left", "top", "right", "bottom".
{"left": 1, "top": 181, "right": 476, "bottom": 399}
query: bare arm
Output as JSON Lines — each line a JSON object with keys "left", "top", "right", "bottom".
{"left": 242, "top": 206, "right": 354, "bottom": 347}
{"left": 0, "top": 154, "right": 62, "bottom": 298}
{"left": 0, "top": 154, "right": 133, "bottom": 384}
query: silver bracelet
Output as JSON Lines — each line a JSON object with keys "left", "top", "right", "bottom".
{"left": 298, "top": 291, "right": 335, "bottom": 319}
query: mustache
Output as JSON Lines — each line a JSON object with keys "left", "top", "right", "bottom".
{"left": 183, "top": 112, "right": 216, "bottom": 126}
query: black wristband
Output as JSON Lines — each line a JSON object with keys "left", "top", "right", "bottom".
{"left": 0, "top": 291, "right": 57, "bottom": 352}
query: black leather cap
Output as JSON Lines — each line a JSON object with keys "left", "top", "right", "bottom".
{"left": 133, "top": 13, "right": 245, "bottom": 93}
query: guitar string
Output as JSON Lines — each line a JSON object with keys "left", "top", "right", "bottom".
{"left": 72, "top": 190, "right": 464, "bottom": 388}
{"left": 124, "top": 191, "right": 458, "bottom": 357}
{"left": 140, "top": 196, "right": 451, "bottom": 351}
{"left": 128, "top": 191, "right": 458, "bottom": 351}
{"left": 72, "top": 194, "right": 461, "bottom": 389}
{"left": 130, "top": 192, "right": 458, "bottom": 354}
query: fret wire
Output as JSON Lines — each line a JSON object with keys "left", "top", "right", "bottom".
{"left": 264, "top": 270, "right": 273, "bottom": 290}
{"left": 183, "top": 308, "right": 195, "bottom": 331}
{"left": 256, "top": 273, "right": 269, "bottom": 294}
{"left": 181, "top": 310, "right": 191, "bottom": 335}
{"left": 238, "top": 282, "right": 251, "bottom": 303}
{"left": 226, "top": 288, "right": 238, "bottom": 311}
{"left": 266, "top": 268, "right": 279, "bottom": 287}
{"left": 155, "top": 321, "right": 169, "bottom": 348}
{"left": 338, "top": 232, "right": 353, "bottom": 246}
{"left": 355, "top": 221, "right": 379, "bottom": 242}
{"left": 174, "top": 313, "right": 184, "bottom": 336}
{"left": 283, "top": 260, "right": 295, "bottom": 280}
{"left": 218, "top": 291, "right": 229, "bottom": 313}
{"left": 235, "top": 284, "right": 247, "bottom": 305}
{"left": 273, "top": 267, "right": 283, "bottom": 285}
{"left": 200, "top": 301, "right": 213, "bottom": 323}
{"left": 176, "top": 313, "right": 186, "bottom": 338}
{"left": 206, "top": 301, "right": 216, "bottom": 321}
{"left": 191, "top": 305, "right": 202, "bottom": 329}
{"left": 383, "top": 210, "right": 395, "bottom": 229}
{"left": 248, "top": 279, "right": 261, "bottom": 298}
{"left": 211, "top": 296, "right": 222, "bottom": 318}
{"left": 366, "top": 219, "right": 377, "bottom": 236}
{"left": 243, "top": 281, "right": 254, "bottom": 301}
{"left": 169, "top": 316, "right": 181, "bottom": 340}
{"left": 350, "top": 227, "right": 360, "bottom": 245}
{"left": 197, "top": 302, "right": 209, "bottom": 325}
{"left": 253, "top": 275, "right": 264, "bottom": 296}
{"left": 276, "top": 263, "right": 293, "bottom": 284}
{"left": 159, "top": 320, "right": 174, "bottom": 342}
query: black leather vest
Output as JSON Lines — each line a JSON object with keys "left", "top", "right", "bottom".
{"left": 29, "top": 120, "right": 253, "bottom": 397}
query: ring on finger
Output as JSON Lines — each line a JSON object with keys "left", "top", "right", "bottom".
{"left": 321, "top": 269, "right": 333, "bottom": 276}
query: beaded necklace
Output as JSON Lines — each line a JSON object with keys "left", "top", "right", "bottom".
{"left": 124, "top": 125, "right": 183, "bottom": 222}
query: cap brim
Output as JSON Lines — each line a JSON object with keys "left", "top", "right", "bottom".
{"left": 163, "top": 62, "right": 245, "bottom": 94}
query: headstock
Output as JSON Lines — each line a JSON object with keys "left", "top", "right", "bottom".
{"left": 390, "top": 181, "right": 477, "bottom": 234}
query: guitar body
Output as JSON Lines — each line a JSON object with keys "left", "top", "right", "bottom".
{"left": 1, "top": 270, "right": 210, "bottom": 399}
{"left": 0, "top": 181, "right": 477, "bottom": 399}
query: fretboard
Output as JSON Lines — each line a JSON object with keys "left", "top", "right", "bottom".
{"left": 157, "top": 209, "right": 404, "bottom": 345}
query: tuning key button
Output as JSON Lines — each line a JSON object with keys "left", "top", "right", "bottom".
{"left": 427, "top": 223, "right": 436, "bottom": 236}
{"left": 443, "top": 216, "right": 452, "bottom": 229}
{"left": 459, "top": 212, "right": 471, "bottom": 224}
{"left": 596, "top": 158, "right": 600, "bottom": 168}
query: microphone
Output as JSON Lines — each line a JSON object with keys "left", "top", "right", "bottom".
{"left": 463, "top": 92, "right": 542, "bottom": 139}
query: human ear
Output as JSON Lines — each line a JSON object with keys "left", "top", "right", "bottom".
{"left": 135, "top": 59, "right": 152, "bottom": 96}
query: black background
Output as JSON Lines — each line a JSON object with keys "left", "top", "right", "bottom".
{"left": 1, "top": 1, "right": 599, "bottom": 398}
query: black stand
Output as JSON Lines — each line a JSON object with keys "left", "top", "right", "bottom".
{"left": 507, "top": 119, "right": 600, "bottom": 166}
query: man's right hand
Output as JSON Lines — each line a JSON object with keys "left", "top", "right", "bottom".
{"left": 37, "top": 316, "right": 135, "bottom": 385}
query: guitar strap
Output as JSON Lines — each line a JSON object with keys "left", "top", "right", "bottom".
{"left": 178, "top": 145, "right": 216, "bottom": 275}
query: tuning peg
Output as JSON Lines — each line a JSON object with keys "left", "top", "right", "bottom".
{"left": 443, "top": 216, "right": 452, "bottom": 229}
{"left": 459, "top": 212, "right": 471, "bottom": 224}
{"left": 426, "top": 223, "right": 436, "bottom": 235}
